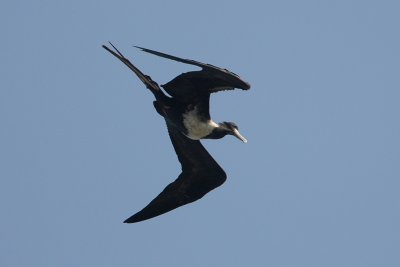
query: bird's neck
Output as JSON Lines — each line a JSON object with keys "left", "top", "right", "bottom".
{"left": 203, "top": 124, "right": 228, "bottom": 140}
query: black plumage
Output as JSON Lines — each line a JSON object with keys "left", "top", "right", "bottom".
{"left": 102, "top": 43, "right": 249, "bottom": 223}
{"left": 124, "top": 123, "right": 226, "bottom": 223}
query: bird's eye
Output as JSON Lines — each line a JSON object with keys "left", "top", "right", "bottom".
{"left": 229, "top": 122, "right": 238, "bottom": 130}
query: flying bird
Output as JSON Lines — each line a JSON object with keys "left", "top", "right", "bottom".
{"left": 103, "top": 43, "right": 250, "bottom": 223}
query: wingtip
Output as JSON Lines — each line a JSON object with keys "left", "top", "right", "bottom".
{"left": 123, "top": 218, "right": 136, "bottom": 224}
{"left": 123, "top": 214, "right": 143, "bottom": 224}
{"left": 133, "top": 45, "right": 146, "bottom": 51}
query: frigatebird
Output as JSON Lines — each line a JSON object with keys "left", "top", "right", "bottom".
{"left": 103, "top": 43, "right": 250, "bottom": 223}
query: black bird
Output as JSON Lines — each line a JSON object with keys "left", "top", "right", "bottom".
{"left": 102, "top": 43, "right": 250, "bottom": 223}
{"left": 104, "top": 44, "right": 250, "bottom": 143}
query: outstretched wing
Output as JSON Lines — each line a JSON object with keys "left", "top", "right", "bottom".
{"left": 135, "top": 46, "right": 250, "bottom": 102}
{"left": 124, "top": 122, "right": 226, "bottom": 223}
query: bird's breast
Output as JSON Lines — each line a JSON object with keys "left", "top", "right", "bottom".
{"left": 182, "top": 107, "right": 218, "bottom": 140}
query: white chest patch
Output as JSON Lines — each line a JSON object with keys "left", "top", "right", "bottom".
{"left": 182, "top": 107, "right": 219, "bottom": 140}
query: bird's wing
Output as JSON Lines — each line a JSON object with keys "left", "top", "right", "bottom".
{"left": 102, "top": 43, "right": 162, "bottom": 96}
{"left": 124, "top": 122, "right": 226, "bottom": 223}
{"left": 135, "top": 46, "right": 250, "bottom": 101}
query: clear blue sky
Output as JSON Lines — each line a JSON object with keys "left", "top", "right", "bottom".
{"left": 1, "top": 1, "right": 399, "bottom": 266}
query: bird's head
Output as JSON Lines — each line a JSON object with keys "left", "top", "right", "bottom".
{"left": 218, "top": 122, "right": 247, "bottom": 143}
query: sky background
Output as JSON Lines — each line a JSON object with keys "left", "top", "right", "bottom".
{"left": 1, "top": 0, "right": 399, "bottom": 266}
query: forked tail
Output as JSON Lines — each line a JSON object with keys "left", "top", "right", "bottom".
{"left": 102, "top": 42, "right": 167, "bottom": 101}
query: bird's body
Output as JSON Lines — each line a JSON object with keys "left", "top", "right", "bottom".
{"left": 103, "top": 43, "right": 250, "bottom": 223}
{"left": 154, "top": 99, "right": 218, "bottom": 140}
{"left": 151, "top": 97, "right": 215, "bottom": 140}
{"left": 181, "top": 105, "right": 219, "bottom": 140}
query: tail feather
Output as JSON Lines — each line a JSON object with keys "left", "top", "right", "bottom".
{"left": 102, "top": 42, "right": 167, "bottom": 101}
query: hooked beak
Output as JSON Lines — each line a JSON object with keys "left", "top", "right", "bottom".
{"left": 232, "top": 128, "right": 248, "bottom": 143}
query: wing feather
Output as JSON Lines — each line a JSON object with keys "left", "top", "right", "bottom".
{"left": 124, "top": 123, "right": 226, "bottom": 223}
